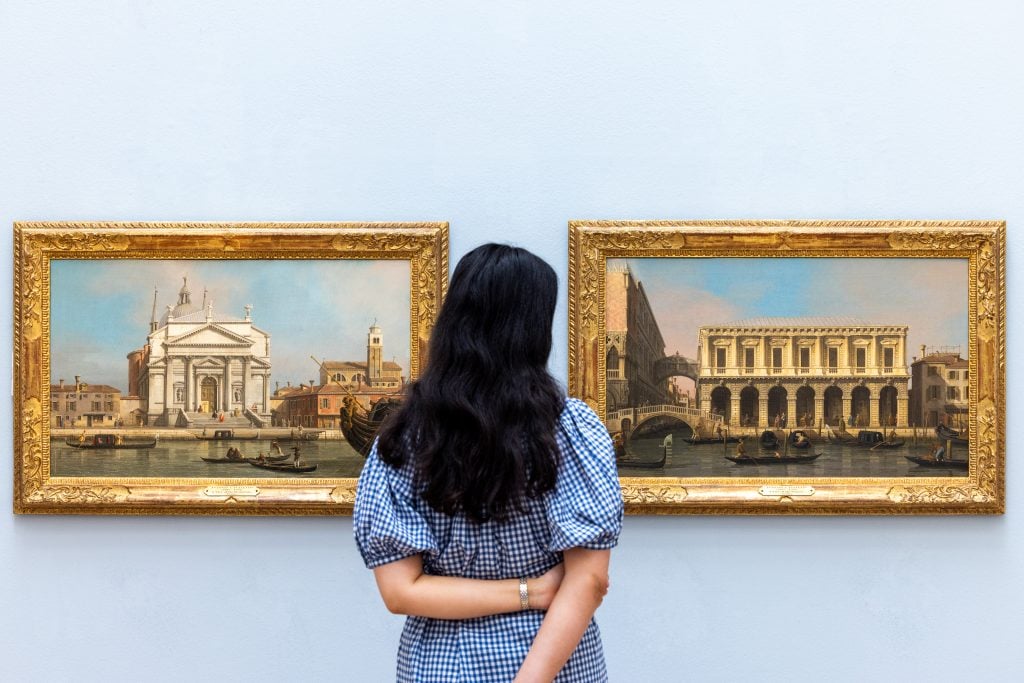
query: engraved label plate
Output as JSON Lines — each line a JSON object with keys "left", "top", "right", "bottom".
{"left": 759, "top": 485, "right": 815, "bottom": 497}
{"left": 204, "top": 486, "right": 260, "bottom": 497}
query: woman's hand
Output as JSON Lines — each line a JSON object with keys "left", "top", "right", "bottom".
{"left": 528, "top": 563, "right": 565, "bottom": 610}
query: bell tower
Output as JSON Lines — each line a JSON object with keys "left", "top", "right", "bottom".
{"left": 367, "top": 322, "right": 383, "bottom": 387}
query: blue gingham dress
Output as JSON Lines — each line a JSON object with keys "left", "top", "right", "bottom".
{"left": 354, "top": 398, "right": 624, "bottom": 682}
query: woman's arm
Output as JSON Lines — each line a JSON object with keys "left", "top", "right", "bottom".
{"left": 372, "top": 555, "right": 564, "bottom": 619}
{"left": 513, "top": 547, "right": 611, "bottom": 683}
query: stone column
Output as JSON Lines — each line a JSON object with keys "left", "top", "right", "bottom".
{"left": 786, "top": 395, "right": 798, "bottom": 429}
{"left": 183, "top": 357, "right": 193, "bottom": 412}
{"left": 758, "top": 397, "right": 769, "bottom": 429}
{"left": 163, "top": 357, "right": 174, "bottom": 422}
{"left": 222, "top": 358, "right": 232, "bottom": 413}
{"left": 242, "top": 357, "right": 251, "bottom": 409}
{"left": 870, "top": 395, "right": 880, "bottom": 428}
{"left": 814, "top": 397, "right": 825, "bottom": 429}
{"left": 842, "top": 396, "right": 853, "bottom": 428}
{"left": 262, "top": 373, "right": 269, "bottom": 413}
{"left": 897, "top": 394, "right": 909, "bottom": 427}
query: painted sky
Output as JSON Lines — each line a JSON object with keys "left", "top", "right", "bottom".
{"left": 611, "top": 257, "right": 968, "bottom": 391}
{"left": 51, "top": 259, "right": 411, "bottom": 393}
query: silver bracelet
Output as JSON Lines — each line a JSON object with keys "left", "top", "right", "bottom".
{"left": 519, "top": 577, "right": 529, "bottom": 610}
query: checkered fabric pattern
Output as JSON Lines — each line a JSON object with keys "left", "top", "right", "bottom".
{"left": 354, "top": 398, "right": 624, "bottom": 682}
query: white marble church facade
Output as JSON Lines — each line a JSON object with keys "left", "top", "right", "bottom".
{"left": 133, "top": 279, "right": 272, "bottom": 426}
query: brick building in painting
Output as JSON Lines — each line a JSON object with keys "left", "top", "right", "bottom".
{"left": 50, "top": 377, "right": 122, "bottom": 429}
{"left": 274, "top": 323, "right": 405, "bottom": 428}
{"left": 909, "top": 346, "right": 969, "bottom": 428}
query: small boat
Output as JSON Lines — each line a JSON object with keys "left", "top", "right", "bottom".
{"left": 275, "top": 430, "right": 323, "bottom": 443}
{"left": 202, "top": 453, "right": 290, "bottom": 464}
{"left": 340, "top": 396, "right": 401, "bottom": 457}
{"left": 789, "top": 430, "right": 812, "bottom": 450}
{"left": 935, "top": 424, "right": 969, "bottom": 447}
{"left": 869, "top": 438, "right": 906, "bottom": 449}
{"left": 248, "top": 461, "right": 318, "bottom": 473}
{"left": 687, "top": 435, "right": 740, "bottom": 445}
{"left": 759, "top": 430, "right": 781, "bottom": 450}
{"left": 826, "top": 427, "right": 858, "bottom": 444}
{"left": 904, "top": 455, "right": 969, "bottom": 470}
{"left": 65, "top": 434, "right": 157, "bottom": 450}
{"left": 617, "top": 448, "right": 667, "bottom": 469}
{"left": 856, "top": 431, "right": 884, "bottom": 446}
{"left": 726, "top": 452, "right": 821, "bottom": 465}
{"left": 196, "top": 429, "right": 259, "bottom": 441}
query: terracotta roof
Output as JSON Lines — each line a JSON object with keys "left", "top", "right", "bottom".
{"left": 51, "top": 384, "right": 122, "bottom": 393}
{"left": 913, "top": 353, "right": 965, "bottom": 366}
{"left": 323, "top": 360, "right": 404, "bottom": 371}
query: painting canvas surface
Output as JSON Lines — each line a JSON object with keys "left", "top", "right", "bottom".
{"left": 49, "top": 258, "right": 410, "bottom": 479}
{"left": 604, "top": 257, "right": 970, "bottom": 478}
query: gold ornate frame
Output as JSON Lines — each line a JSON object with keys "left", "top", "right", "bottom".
{"left": 14, "top": 222, "right": 448, "bottom": 515}
{"left": 569, "top": 220, "right": 1005, "bottom": 514}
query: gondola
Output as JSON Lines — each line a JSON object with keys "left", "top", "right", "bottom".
{"left": 201, "top": 453, "right": 290, "bottom": 464}
{"left": 616, "top": 448, "right": 667, "bottom": 469}
{"left": 904, "top": 455, "right": 969, "bottom": 470}
{"left": 789, "top": 430, "right": 812, "bottom": 450}
{"left": 65, "top": 434, "right": 157, "bottom": 449}
{"left": 726, "top": 452, "right": 821, "bottom": 465}
{"left": 687, "top": 435, "right": 740, "bottom": 445}
{"left": 195, "top": 429, "right": 260, "bottom": 441}
{"left": 935, "top": 424, "right": 969, "bottom": 447}
{"left": 340, "top": 396, "right": 402, "bottom": 457}
{"left": 248, "top": 461, "right": 318, "bottom": 473}
{"left": 869, "top": 439, "right": 906, "bottom": 449}
{"left": 759, "top": 430, "right": 781, "bottom": 450}
{"left": 274, "top": 431, "right": 323, "bottom": 443}
{"left": 826, "top": 428, "right": 857, "bottom": 444}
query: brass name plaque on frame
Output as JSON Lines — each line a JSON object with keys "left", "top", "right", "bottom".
{"left": 204, "top": 486, "right": 261, "bottom": 498}
{"left": 759, "top": 485, "right": 816, "bottom": 497}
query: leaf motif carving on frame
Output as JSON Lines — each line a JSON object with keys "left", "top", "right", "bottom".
{"left": 621, "top": 485, "right": 688, "bottom": 504}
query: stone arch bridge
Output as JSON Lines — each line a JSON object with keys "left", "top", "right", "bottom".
{"left": 606, "top": 404, "right": 726, "bottom": 438}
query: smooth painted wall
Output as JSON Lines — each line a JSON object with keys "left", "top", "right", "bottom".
{"left": 1, "top": 1, "right": 1021, "bottom": 680}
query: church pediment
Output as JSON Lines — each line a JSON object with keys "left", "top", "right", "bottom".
{"left": 166, "top": 324, "right": 254, "bottom": 348}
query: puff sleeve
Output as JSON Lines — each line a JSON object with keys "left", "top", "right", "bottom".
{"left": 546, "top": 398, "right": 625, "bottom": 552}
{"left": 353, "top": 439, "right": 438, "bottom": 569}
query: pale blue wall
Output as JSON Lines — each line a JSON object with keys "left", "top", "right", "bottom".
{"left": 1, "top": 1, "right": 1022, "bottom": 680}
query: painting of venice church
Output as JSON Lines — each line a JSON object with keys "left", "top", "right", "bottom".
{"left": 123, "top": 278, "right": 404, "bottom": 430}
{"left": 126, "top": 278, "right": 273, "bottom": 427}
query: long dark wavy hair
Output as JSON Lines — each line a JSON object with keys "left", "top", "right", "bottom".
{"left": 376, "top": 243, "right": 565, "bottom": 523}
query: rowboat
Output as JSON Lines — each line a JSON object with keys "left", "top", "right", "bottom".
{"left": 196, "top": 430, "right": 260, "bottom": 441}
{"left": 617, "top": 448, "right": 667, "bottom": 469}
{"left": 201, "top": 453, "right": 290, "bottom": 464}
{"left": 248, "top": 461, "right": 318, "bottom": 473}
{"left": 726, "top": 452, "right": 821, "bottom": 465}
{"left": 65, "top": 434, "right": 156, "bottom": 450}
{"left": 904, "top": 455, "right": 968, "bottom": 470}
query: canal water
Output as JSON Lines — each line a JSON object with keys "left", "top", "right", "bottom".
{"left": 618, "top": 427, "right": 968, "bottom": 478}
{"left": 51, "top": 438, "right": 366, "bottom": 479}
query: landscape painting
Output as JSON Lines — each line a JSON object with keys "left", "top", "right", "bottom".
{"left": 49, "top": 258, "right": 410, "bottom": 480}
{"left": 604, "top": 257, "right": 968, "bottom": 478}
{"left": 569, "top": 220, "right": 1004, "bottom": 514}
{"left": 15, "top": 222, "right": 448, "bottom": 514}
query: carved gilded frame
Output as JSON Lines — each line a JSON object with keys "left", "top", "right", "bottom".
{"left": 14, "top": 222, "right": 448, "bottom": 515}
{"left": 569, "top": 220, "right": 1005, "bottom": 514}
